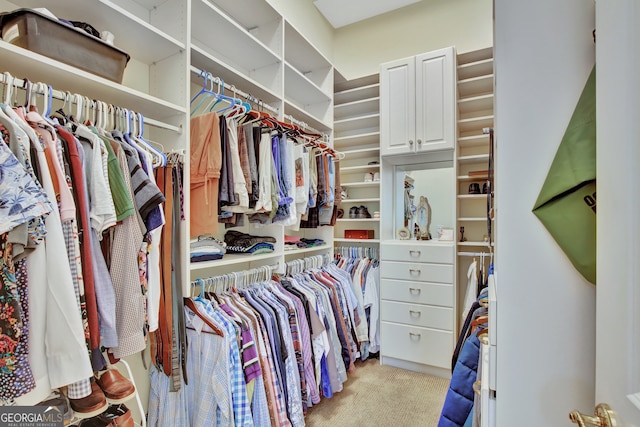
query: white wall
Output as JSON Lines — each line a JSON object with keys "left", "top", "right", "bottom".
{"left": 333, "top": 0, "right": 493, "bottom": 80}
{"left": 494, "top": 0, "right": 596, "bottom": 425}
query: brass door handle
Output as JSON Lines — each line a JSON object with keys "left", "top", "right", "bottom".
{"left": 569, "top": 403, "right": 618, "bottom": 427}
{"left": 409, "top": 310, "right": 421, "bottom": 316}
{"left": 409, "top": 268, "right": 421, "bottom": 274}
{"left": 409, "top": 332, "right": 421, "bottom": 338}
{"left": 409, "top": 287, "right": 421, "bottom": 293}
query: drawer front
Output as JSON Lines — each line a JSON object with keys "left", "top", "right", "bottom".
{"left": 381, "top": 260, "right": 454, "bottom": 284}
{"left": 381, "top": 301, "right": 453, "bottom": 330}
{"left": 380, "top": 322, "right": 453, "bottom": 368}
{"left": 380, "top": 279, "right": 453, "bottom": 307}
{"left": 381, "top": 242, "right": 454, "bottom": 264}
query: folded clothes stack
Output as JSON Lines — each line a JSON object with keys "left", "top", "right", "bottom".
{"left": 283, "top": 235, "right": 325, "bottom": 250}
{"left": 190, "top": 235, "right": 227, "bottom": 262}
{"left": 225, "top": 230, "right": 276, "bottom": 254}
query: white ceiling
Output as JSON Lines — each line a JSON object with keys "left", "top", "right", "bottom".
{"left": 313, "top": 0, "right": 422, "bottom": 28}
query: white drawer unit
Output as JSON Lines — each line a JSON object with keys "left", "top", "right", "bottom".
{"left": 380, "top": 322, "right": 453, "bottom": 369}
{"left": 380, "top": 279, "right": 454, "bottom": 307}
{"left": 380, "top": 241, "right": 456, "bottom": 373}
{"left": 382, "top": 260, "right": 454, "bottom": 284}
{"left": 381, "top": 301, "right": 453, "bottom": 330}
{"left": 381, "top": 242, "right": 454, "bottom": 264}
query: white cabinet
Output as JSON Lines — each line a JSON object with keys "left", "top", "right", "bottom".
{"left": 380, "top": 47, "right": 456, "bottom": 156}
{"left": 380, "top": 241, "right": 457, "bottom": 373}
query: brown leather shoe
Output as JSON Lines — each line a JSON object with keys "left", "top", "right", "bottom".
{"left": 96, "top": 369, "right": 135, "bottom": 403}
{"left": 69, "top": 381, "right": 109, "bottom": 418}
{"left": 99, "top": 404, "right": 134, "bottom": 427}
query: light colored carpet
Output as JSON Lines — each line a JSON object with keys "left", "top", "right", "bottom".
{"left": 305, "top": 358, "right": 450, "bottom": 427}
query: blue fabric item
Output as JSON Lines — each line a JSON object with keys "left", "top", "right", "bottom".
{"left": 463, "top": 409, "right": 473, "bottom": 427}
{"left": 438, "top": 333, "right": 480, "bottom": 427}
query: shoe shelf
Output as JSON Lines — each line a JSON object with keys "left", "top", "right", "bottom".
{"left": 455, "top": 47, "right": 495, "bottom": 325}
{"left": 341, "top": 181, "right": 380, "bottom": 188}
{"left": 340, "top": 146, "right": 380, "bottom": 159}
{"left": 458, "top": 134, "right": 490, "bottom": 148}
{"left": 342, "top": 197, "right": 380, "bottom": 203}
{"left": 334, "top": 238, "right": 380, "bottom": 243}
{"left": 458, "top": 194, "right": 487, "bottom": 200}
{"left": 334, "top": 97, "right": 380, "bottom": 120}
{"left": 457, "top": 174, "right": 488, "bottom": 182}
{"left": 341, "top": 164, "right": 380, "bottom": 172}
{"left": 334, "top": 132, "right": 380, "bottom": 148}
{"left": 334, "top": 82, "right": 380, "bottom": 105}
{"left": 334, "top": 113, "right": 380, "bottom": 134}
{"left": 458, "top": 154, "right": 490, "bottom": 165}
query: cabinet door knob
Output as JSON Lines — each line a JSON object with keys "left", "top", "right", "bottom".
{"left": 409, "top": 250, "right": 421, "bottom": 256}
{"left": 409, "top": 268, "right": 421, "bottom": 274}
{"left": 409, "top": 287, "right": 421, "bottom": 294}
{"left": 409, "top": 310, "right": 421, "bottom": 316}
{"left": 417, "top": 139, "right": 422, "bottom": 145}
{"left": 409, "top": 332, "right": 421, "bottom": 338}
{"left": 409, "top": 139, "right": 414, "bottom": 145}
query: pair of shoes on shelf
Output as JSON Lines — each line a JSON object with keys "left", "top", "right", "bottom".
{"left": 364, "top": 172, "right": 381, "bottom": 182}
{"left": 69, "top": 369, "right": 136, "bottom": 419}
{"left": 357, "top": 206, "right": 372, "bottom": 219}
{"left": 38, "top": 390, "right": 74, "bottom": 425}
{"left": 74, "top": 404, "right": 134, "bottom": 427}
{"left": 349, "top": 206, "right": 358, "bottom": 218}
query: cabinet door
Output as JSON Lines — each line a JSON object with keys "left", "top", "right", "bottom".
{"left": 415, "top": 47, "right": 456, "bottom": 152}
{"left": 380, "top": 57, "right": 416, "bottom": 156}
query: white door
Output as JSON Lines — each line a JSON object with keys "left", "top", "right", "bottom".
{"left": 582, "top": 0, "right": 640, "bottom": 424}
{"left": 415, "top": 47, "right": 456, "bottom": 153}
{"left": 380, "top": 56, "right": 415, "bottom": 156}
{"left": 495, "top": 0, "right": 639, "bottom": 425}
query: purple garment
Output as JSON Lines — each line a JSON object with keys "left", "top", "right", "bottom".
{"left": 219, "top": 303, "right": 262, "bottom": 383}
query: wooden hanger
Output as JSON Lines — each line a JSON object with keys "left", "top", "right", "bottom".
{"left": 183, "top": 298, "right": 224, "bottom": 336}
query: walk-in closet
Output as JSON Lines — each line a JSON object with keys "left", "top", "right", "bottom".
{"left": 1, "top": 0, "right": 639, "bottom": 426}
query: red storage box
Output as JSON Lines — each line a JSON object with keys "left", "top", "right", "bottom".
{"left": 0, "top": 9, "right": 130, "bottom": 83}
{"left": 345, "top": 229, "right": 375, "bottom": 239}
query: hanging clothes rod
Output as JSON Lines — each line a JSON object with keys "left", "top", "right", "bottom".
{"left": 189, "top": 66, "right": 279, "bottom": 115}
{"left": 0, "top": 72, "right": 183, "bottom": 134}
{"left": 190, "top": 263, "right": 280, "bottom": 290}
{"left": 282, "top": 113, "right": 326, "bottom": 139}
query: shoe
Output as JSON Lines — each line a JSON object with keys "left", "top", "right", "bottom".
{"left": 337, "top": 208, "right": 344, "bottom": 219}
{"left": 367, "top": 160, "right": 380, "bottom": 165}
{"left": 37, "top": 390, "right": 74, "bottom": 425}
{"left": 373, "top": 172, "right": 380, "bottom": 182}
{"left": 349, "top": 206, "right": 358, "bottom": 219}
{"left": 96, "top": 369, "right": 135, "bottom": 404}
{"left": 468, "top": 183, "right": 481, "bottom": 194}
{"left": 69, "top": 381, "right": 108, "bottom": 419}
{"left": 99, "top": 404, "right": 134, "bottom": 427}
{"left": 482, "top": 182, "right": 489, "bottom": 194}
{"left": 340, "top": 188, "right": 348, "bottom": 200}
{"left": 364, "top": 172, "right": 373, "bottom": 182}
{"left": 373, "top": 211, "right": 380, "bottom": 218}
{"left": 357, "top": 206, "right": 372, "bottom": 219}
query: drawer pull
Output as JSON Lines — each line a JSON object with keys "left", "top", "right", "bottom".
{"left": 409, "top": 268, "right": 421, "bottom": 274}
{"left": 409, "top": 250, "right": 421, "bottom": 256}
{"left": 409, "top": 310, "right": 421, "bottom": 316}
{"left": 409, "top": 332, "right": 421, "bottom": 338}
{"left": 409, "top": 287, "right": 421, "bottom": 294}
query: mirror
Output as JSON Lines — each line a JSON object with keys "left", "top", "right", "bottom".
{"left": 392, "top": 161, "right": 454, "bottom": 241}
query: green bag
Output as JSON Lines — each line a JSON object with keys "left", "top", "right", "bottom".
{"left": 532, "top": 66, "right": 596, "bottom": 284}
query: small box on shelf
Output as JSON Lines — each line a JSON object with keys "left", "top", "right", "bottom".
{"left": 345, "top": 229, "right": 375, "bottom": 239}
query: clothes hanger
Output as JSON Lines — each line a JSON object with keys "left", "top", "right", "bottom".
{"left": 183, "top": 298, "right": 224, "bottom": 336}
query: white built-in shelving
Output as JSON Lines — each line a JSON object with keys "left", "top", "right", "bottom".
{"left": 333, "top": 73, "right": 381, "bottom": 246}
